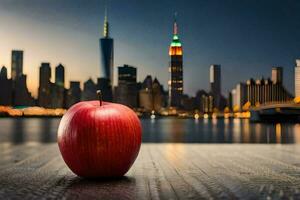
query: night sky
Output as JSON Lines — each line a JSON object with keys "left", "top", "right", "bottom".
{"left": 1, "top": 0, "right": 300, "bottom": 97}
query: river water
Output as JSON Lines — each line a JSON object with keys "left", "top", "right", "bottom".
{"left": 0, "top": 118, "right": 299, "bottom": 144}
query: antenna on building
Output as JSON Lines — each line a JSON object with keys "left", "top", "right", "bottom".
{"left": 173, "top": 12, "right": 178, "bottom": 35}
{"left": 103, "top": 0, "right": 109, "bottom": 37}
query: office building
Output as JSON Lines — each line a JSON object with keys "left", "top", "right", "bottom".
{"left": 11, "top": 50, "right": 23, "bottom": 81}
{"left": 210, "top": 64, "right": 221, "bottom": 108}
{"left": 118, "top": 65, "right": 137, "bottom": 83}
{"left": 181, "top": 95, "right": 196, "bottom": 111}
{"left": 195, "top": 90, "right": 208, "bottom": 113}
{"left": 51, "top": 64, "right": 66, "bottom": 108}
{"left": 202, "top": 94, "right": 214, "bottom": 113}
{"left": 139, "top": 76, "right": 153, "bottom": 111}
{"left": 14, "top": 75, "right": 35, "bottom": 106}
{"left": 66, "top": 81, "right": 81, "bottom": 108}
{"left": 38, "top": 63, "right": 52, "bottom": 107}
{"left": 152, "top": 78, "right": 164, "bottom": 111}
{"left": 97, "top": 78, "right": 113, "bottom": 102}
{"left": 234, "top": 68, "right": 293, "bottom": 107}
{"left": 0, "top": 66, "right": 12, "bottom": 105}
{"left": 139, "top": 76, "right": 164, "bottom": 112}
{"left": 11, "top": 51, "right": 34, "bottom": 106}
{"left": 82, "top": 78, "right": 97, "bottom": 101}
{"left": 295, "top": 60, "right": 300, "bottom": 97}
{"left": 99, "top": 4, "right": 114, "bottom": 86}
{"left": 231, "top": 83, "right": 247, "bottom": 111}
{"left": 227, "top": 91, "right": 233, "bottom": 110}
{"left": 246, "top": 77, "right": 292, "bottom": 106}
{"left": 142, "top": 75, "right": 153, "bottom": 89}
{"left": 168, "top": 15, "right": 183, "bottom": 107}
{"left": 272, "top": 67, "right": 283, "bottom": 84}
{"left": 115, "top": 65, "right": 137, "bottom": 108}
{"left": 55, "top": 64, "right": 65, "bottom": 87}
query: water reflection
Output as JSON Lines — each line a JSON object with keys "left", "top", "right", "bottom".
{"left": 0, "top": 118, "right": 60, "bottom": 143}
{"left": 232, "top": 118, "right": 241, "bottom": 143}
{"left": 41, "top": 119, "right": 52, "bottom": 143}
{"left": 0, "top": 118, "right": 300, "bottom": 143}
{"left": 275, "top": 123, "right": 281, "bottom": 144}
{"left": 294, "top": 124, "right": 300, "bottom": 143}
{"left": 12, "top": 119, "right": 25, "bottom": 144}
{"left": 242, "top": 119, "right": 250, "bottom": 143}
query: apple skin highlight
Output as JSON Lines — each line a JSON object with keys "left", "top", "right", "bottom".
{"left": 57, "top": 100, "right": 142, "bottom": 177}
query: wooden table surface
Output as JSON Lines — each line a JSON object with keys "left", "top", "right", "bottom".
{"left": 1, "top": 143, "right": 300, "bottom": 200}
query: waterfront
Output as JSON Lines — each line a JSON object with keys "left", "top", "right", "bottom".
{"left": 0, "top": 118, "right": 300, "bottom": 144}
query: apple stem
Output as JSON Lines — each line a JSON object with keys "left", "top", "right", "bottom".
{"left": 97, "top": 90, "right": 103, "bottom": 106}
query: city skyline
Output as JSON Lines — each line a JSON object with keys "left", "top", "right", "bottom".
{"left": 1, "top": 0, "right": 300, "bottom": 97}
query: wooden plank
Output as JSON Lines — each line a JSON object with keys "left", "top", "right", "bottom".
{"left": 0, "top": 144, "right": 61, "bottom": 199}
{"left": 0, "top": 143, "right": 47, "bottom": 170}
{"left": 1, "top": 144, "right": 300, "bottom": 199}
{"left": 148, "top": 144, "right": 205, "bottom": 199}
{"left": 189, "top": 145, "right": 300, "bottom": 199}
{"left": 157, "top": 144, "right": 239, "bottom": 199}
{"left": 143, "top": 144, "right": 179, "bottom": 200}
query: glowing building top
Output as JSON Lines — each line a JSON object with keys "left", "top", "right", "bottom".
{"left": 99, "top": 0, "right": 114, "bottom": 92}
{"left": 169, "top": 14, "right": 182, "bottom": 56}
{"left": 103, "top": 2, "right": 109, "bottom": 38}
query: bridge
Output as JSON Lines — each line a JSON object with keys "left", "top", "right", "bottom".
{"left": 250, "top": 102, "right": 300, "bottom": 122}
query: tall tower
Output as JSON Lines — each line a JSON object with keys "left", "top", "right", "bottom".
{"left": 38, "top": 63, "right": 51, "bottom": 107}
{"left": 168, "top": 13, "right": 183, "bottom": 107}
{"left": 99, "top": 1, "right": 114, "bottom": 86}
{"left": 295, "top": 60, "right": 300, "bottom": 97}
{"left": 115, "top": 65, "right": 138, "bottom": 108}
{"left": 210, "top": 64, "right": 221, "bottom": 108}
{"left": 11, "top": 50, "right": 23, "bottom": 81}
{"left": 272, "top": 66, "right": 283, "bottom": 84}
{"left": 55, "top": 63, "right": 65, "bottom": 87}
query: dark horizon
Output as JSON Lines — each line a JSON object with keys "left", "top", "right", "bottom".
{"left": 1, "top": 0, "right": 300, "bottom": 97}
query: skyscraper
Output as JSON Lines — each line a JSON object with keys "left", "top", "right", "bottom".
{"left": 232, "top": 83, "right": 247, "bottom": 111}
{"left": 168, "top": 14, "right": 183, "bottom": 107}
{"left": 11, "top": 50, "right": 23, "bottom": 81}
{"left": 295, "top": 60, "right": 300, "bottom": 97}
{"left": 195, "top": 90, "right": 208, "bottom": 113}
{"left": 97, "top": 78, "right": 113, "bottom": 101}
{"left": 14, "top": 74, "right": 35, "bottom": 106}
{"left": 99, "top": 4, "right": 114, "bottom": 86}
{"left": 11, "top": 50, "right": 34, "bottom": 106}
{"left": 66, "top": 81, "right": 81, "bottom": 108}
{"left": 55, "top": 63, "right": 65, "bottom": 87}
{"left": 142, "top": 75, "right": 153, "bottom": 89}
{"left": 272, "top": 66, "right": 283, "bottom": 84}
{"left": 246, "top": 77, "right": 292, "bottom": 105}
{"left": 0, "top": 66, "right": 12, "bottom": 105}
{"left": 51, "top": 64, "right": 66, "bottom": 108}
{"left": 115, "top": 65, "right": 137, "bottom": 108}
{"left": 139, "top": 75, "right": 164, "bottom": 112}
{"left": 118, "top": 65, "right": 137, "bottom": 83}
{"left": 139, "top": 76, "right": 153, "bottom": 111}
{"left": 38, "top": 63, "right": 51, "bottom": 107}
{"left": 210, "top": 64, "right": 221, "bottom": 108}
{"left": 82, "top": 78, "right": 97, "bottom": 101}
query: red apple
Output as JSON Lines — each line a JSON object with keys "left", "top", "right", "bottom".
{"left": 57, "top": 95, "right": 142, "bottom": 177}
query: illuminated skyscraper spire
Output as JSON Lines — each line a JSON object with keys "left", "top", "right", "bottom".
{"left": 103, "top": 0, "right": 109, "bottom": 38}
{"left": 169, "top": 12, "right": 182, "bottom": 56}
{"left": 168, "top": 12, "right": 183, "bottom": 107}
{"left": 173, "top": 12, "right": 178, "bottom": 35}
{"left": 99, "top": 0, "right": 114, "bottom": 101}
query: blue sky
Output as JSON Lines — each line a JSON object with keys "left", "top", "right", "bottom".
{"left": 0, "top": 0, "right": 299, "bottom": 97}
